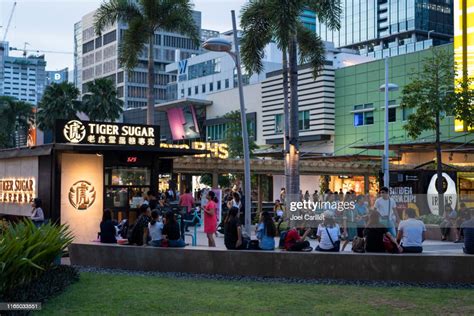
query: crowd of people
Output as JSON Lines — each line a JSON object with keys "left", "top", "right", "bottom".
{"left": 97, "top": 185, "right": 474, "bottom": 256}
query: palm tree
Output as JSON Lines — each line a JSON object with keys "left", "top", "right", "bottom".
{"left": 83, "top": 78, "right": 124, "bottom": 122}
{"left": 0, "top": 96, "right": 33, "bottom": 148}
{"left": 37, "top": 82, "right": 81, "bottom": 131}
{"left": 240, "top": 0, "right": 340, "bottom": 204}
{"left": 94, "top": 0, "right": 200, "bottom": 125}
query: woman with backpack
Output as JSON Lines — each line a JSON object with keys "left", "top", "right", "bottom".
{"left": 315, "top": 211, "right": 341, "bottom": 252}
{"left": 256, "top": 211, "right": 276, "bottom": 250}
{"left": 204, "top": 191, "right": 218, "bottom": 247}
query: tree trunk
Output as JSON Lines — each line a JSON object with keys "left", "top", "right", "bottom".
{"left": 435, "top": 111, "right": 444, "bottom": 214}
{"left": 147, "top": 35, "right": 155, "bottom": 125}
{"left": 288, "top": 34, "right": 300, "bottom": 203}
{"left": 282, "top": 48, "right": 290, "bottom": 210}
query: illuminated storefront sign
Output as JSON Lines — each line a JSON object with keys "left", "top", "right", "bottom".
{"left": 160, "top": 141, "right": 229, "bottom": 159}
{"left": 454, "top": 0, "right": 474, "bottom": 132}
{"left": 0, "top": 178, "right": 36, "bottom": 204}
{"left": 56, "top": 120, "right": 160, "bottom": 146}
{"left": 68, "top": 180, "right": 96, "bottom": 210}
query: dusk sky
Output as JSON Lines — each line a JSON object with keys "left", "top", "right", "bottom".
{"left": 0, "top": 0, "right": 247, "bottom": 71}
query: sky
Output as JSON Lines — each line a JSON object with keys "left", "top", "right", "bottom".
{"left": 0, "top": 0, "right": 247, "bottom": 71}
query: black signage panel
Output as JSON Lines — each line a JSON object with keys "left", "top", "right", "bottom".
{"left": 55, "top": 120, "right": 160, "bottom": 147}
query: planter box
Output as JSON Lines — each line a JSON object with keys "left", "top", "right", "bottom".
{"left": 425, "top": 224, "right": 457, "bottom": 241}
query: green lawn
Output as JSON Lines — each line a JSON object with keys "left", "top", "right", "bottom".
{"left": 39, "top": 272, "right": 473, "bottom": 315}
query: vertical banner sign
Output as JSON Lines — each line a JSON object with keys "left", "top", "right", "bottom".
{"left": 454, "top": 0, "right": 474, "bottom": 132}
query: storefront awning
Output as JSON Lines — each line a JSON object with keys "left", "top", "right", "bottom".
{"left": 0, "top": 144, "right": 53, "bottom": 159}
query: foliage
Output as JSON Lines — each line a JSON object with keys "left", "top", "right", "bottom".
{"left": 0, "top": 218, "right": 8, "bottom": 235}
{"left": 37, "top": 82, "right": 82, "bottom": 131}
{"left": 222, "top": 110, "right": 259, "bottom": 158}
{"left": 200, "top": 173, "right": 235, "bottom": 188}
{"left": 82, "top": 78, "right": 124, "bottom": 122}
{"left": 240, "top": 0, "right": 340, "bottom": 79}
{"left": 400, "top": 48, "right": 458, "bottom": 139}
{"left": 2, "top": 265, "right": 79, "bottom": 303}
{"left": 453, "top": 76, "right": 474, "bottom": 131}
{"left": 40, "top": 272, "right": 474, "bottom": 315}
{"left": 0, "top": 220, "right": 74, "bottom": 296}
{"left": 419, "top": 214, "right": 444, "bottom": 225}
{"left": 320, "top": 175, "right": 331, "bottom": 193}
{"left": 94, "top": 0, "right": 200, "bottom": 124}
{"left": 0, "top": 96, "right": 34, "bottom": 149}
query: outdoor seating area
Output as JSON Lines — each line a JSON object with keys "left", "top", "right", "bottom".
{"left": 69, "top": 241, "right": 474, "bottom": 284}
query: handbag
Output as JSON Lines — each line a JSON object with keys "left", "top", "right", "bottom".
{"left": 325, "top": 227, "right": 340, "bottom": 250}
{"left": 383, "top": 234, "right": 399, "bottom": 253}
{"left": 352, "top": 236, "right": 366, "bottom": 253}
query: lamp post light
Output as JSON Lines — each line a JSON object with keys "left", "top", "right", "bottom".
{"left": 202, "top": 10, "right": 252, "bottom": 237}
{"left": 379, "top": 57, "right": 399, "bottom": 188}
{"left": 427, "top": 30, "right": 435, "bottom": 40}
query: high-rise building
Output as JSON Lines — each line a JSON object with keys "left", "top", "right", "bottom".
{"left": 201, "top": 29, "right": 220, "bottom": 42}
{"left": 74, "top": 9, "right": 203, "bottom": 109}
{"left": 300, "top": 9, "right": 317, "bottom": 32}
{"left": 316, "top": 0, "right": 453, "bottom": 58}
{"left": 0, "top": 41, "right": 46, "bottom": 106}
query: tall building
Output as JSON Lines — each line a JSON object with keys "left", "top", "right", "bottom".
{"left": 300, "top": 9, "right": 317, "bottom": 32}
{"left": 164, "top": 30, "right": 282, "bottom": 101}
{"left": 317, "top": 0, "right": 453, "bottom": 58}
{"left": 74, "top": 9, "right": 203, "bottom": 109}
{"left": 201, "top": 29, "right": 220, "bottom": 42}
{"left": 0, "top": 41, "right": 46, "bottom": 106}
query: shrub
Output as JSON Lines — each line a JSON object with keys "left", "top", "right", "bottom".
{"left": 1, "top": 265, "right": 79, "bottom": 303}
{"left": 0, "top": 220, "right": 74, "bottom": 297}
{"left": 419, "top": 214, "right": 444, "bottom": 225}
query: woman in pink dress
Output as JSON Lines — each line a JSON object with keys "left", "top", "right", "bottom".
{"left": 204, "top": 191, "right": 218, "bottom": 247}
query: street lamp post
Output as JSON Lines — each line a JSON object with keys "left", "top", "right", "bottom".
{"left": 379, "top": 57, "right": 399, "bottom": 188}
{"left": 202, "top": 10, "right": 252, "bottom": 237}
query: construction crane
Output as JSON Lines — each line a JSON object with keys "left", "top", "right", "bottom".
{"left": 9, "top": 45, "right": 75, "bottom": 56}
{"left": 2, "top": 1, "right": 17, "bottom": 42}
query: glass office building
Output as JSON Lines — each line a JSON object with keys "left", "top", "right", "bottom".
{"left": 317, "top": 0, "right": 453, "bottom": 58}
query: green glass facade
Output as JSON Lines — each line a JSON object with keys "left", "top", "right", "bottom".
{"left": 334, "top": 44, "right": 473, "bottom": 157}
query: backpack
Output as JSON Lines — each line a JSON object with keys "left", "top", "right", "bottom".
{"left": 352, "top": 236, "right": 366, "bottom": 253}
{"left": 278, "top": 230, "right": 288, "bottom": 249}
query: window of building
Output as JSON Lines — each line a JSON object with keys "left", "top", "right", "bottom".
{"left": 202, "top": 84, "right": 206, "bottom": 93}
{"left": 180, "top": 88, "right": 185, "bottom": 97}
{"left": 103, "top": 30, "right": 117, "bottom": 45}
{"left": 217, "top": 80, "right": 221, "bottom": 90}
{"left": 206, "top": 123, "right": 227, "bottom": 141}
{"left": 194, "top": 86, "right": 198, "bottom": 94}
{"left": 188, "top": 87, "right": 191, "bottom": 96}
{"left": 402, "top": 107, "right": 413, "bottom": 121}
{"left": 82, "top": 40, "right": 94, "bottom": 54}
{"left": 275, "top": 114, "right": 284, "bottom": 134}
{"left": 225, "top": 79, "right": 230, "bottom": 88}
{"left": 298, "top": 111, "right": 310, "bottom": 131}
{"left": 209, "top": 82, "right": 213, "bottom": 92}
{"left": 388, "top": 108, "right": 396, "bottom": 122}
{"left": 353, "top": 104, "right": 374, "bottom": 126}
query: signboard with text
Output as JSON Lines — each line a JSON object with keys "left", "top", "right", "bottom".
{"left": 56, "top": 120, "right": 160, "bottom": 147}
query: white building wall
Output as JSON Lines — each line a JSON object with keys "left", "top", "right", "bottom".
{"left": 272, "top": 175, "right": 321, "bottom": 202}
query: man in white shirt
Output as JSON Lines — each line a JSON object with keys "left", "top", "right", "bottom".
{"left": 374, "top": 187, "right": 399, "bottom": 237}
{"left": 397, "top": 208, "right": 426, "bottom": 253}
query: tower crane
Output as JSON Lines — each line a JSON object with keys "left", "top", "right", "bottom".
{"left": 9, "top": 46, "right": 75, "bottom": 56}
{"left": 2, "top": 1, "right": 17, "bottom": 42}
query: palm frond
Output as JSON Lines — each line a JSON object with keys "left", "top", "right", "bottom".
{"left": 119, "top": 17, "right": 148, "bottom": 70}
{"left": 240, "top": 0, "right": 273, "bottom": 75}
{"left": 157, "top": 0, "right": 200, "bottom": 46}
{"left": 305, "top": 0, "right": 342, "bottom": 30}
{"left": 296, "top": 23, "right": 326, "bottom": 78}
{"left": 268, "top": 0, "right": 301, "bottom": 49}
{"left": 94, "top": 0, "right": 142, "bottom": 35}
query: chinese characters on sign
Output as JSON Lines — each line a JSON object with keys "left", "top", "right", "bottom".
{"left": 0, "top": 178, "right": 35, "bottom": 204}
{"left": 58, "top": 120, "right": 159, "bottom": 147}
{"left": 68, "top": 180, "right": 96, "bottom": 210}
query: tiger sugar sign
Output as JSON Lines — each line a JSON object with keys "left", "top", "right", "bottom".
{"left": 0, "top": 178, "right": 36, "bottom": 204}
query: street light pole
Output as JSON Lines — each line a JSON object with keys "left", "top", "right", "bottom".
{"left": 231, "top": 10, "right": 252, "bottom": 237}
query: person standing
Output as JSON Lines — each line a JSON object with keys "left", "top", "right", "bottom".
{"left": 279, "top": 188, "right": 286, "bottom": 204}
{"left": 146, "top": 191, "right": 158, "bottom": 210}
{"left": 396, "top": 208, "right": 426, "bottom": 253}
{"left": 312, "top": 190, "right": 319, "bottom": 203}
{"left": 31, "top": 198, "right": 45, "bottom": 227}
{"left": 179, "top": 188, "right": 195, "bottom": 214}
{"left": 354, "top": 195, "right": 369, "bottom": 237}
{"left": 304, "top": 190, "right": 310, "bottom": 202}
{"left": 374, "top": 187, "right": 399, "bottom": 237}
{"left": 204, "top": 191, "right": 218, "bottom": 247}
{"left": 99, "top": 209, "right": 117, "bottom": 244}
